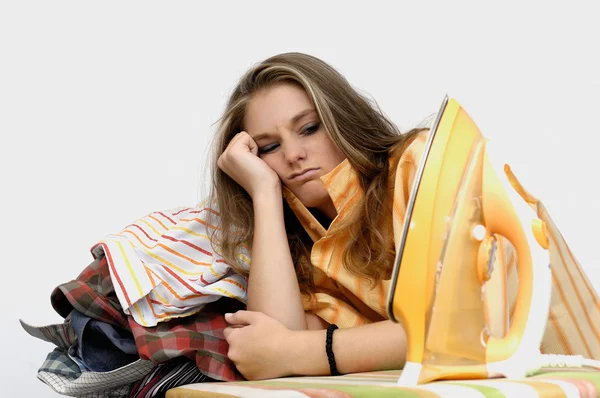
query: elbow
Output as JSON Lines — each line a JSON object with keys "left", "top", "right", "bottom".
{"left": 305, "top": 311, "right": 329, "bottom": 330}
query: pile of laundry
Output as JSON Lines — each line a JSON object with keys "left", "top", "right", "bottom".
{"left": 20, "top": 199, "right": 251, "bottom": 397}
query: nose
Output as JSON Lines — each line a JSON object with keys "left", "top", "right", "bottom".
{"left": 283, "top": 141, "right": 307, "bottom": 164}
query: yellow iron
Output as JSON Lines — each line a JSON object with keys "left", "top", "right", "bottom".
{"left": 387, "top": 96, "right": 553, "bottom": 385}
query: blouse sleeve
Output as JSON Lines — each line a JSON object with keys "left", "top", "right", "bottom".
{"left": 303, "top": 268, "right": 372, "bottom": 328}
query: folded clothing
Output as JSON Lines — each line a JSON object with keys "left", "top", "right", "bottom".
{"left": 91, "top": 199, "right": 250, "bottom": 327}
{"left": 21, "top": 253, "right": 242, "bottom": 397}
{"left": 70, "top": 310, "right": 139, "bottom": 372}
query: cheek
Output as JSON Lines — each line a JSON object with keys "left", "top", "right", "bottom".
{"left": 262, "top": 156, "right": 286, "bottom": 179}
{"left": 333, "top": 148, "right": 346, "bottom": 164}
{"left": 323, "top": 142, "right": 346, "bottom": 167}
{"left": 318, "top": 134, "right": 344, "bottom": 158}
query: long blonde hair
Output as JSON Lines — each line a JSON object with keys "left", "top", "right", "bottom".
{"left": 209, "top": 52, "right": 426, "bottom": 293}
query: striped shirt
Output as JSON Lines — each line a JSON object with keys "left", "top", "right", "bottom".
{"left": 92, "top": 197, "right": 249, "bottom": 327}
{"left": 283, "top": 131, "right": 600, "bottom": 359}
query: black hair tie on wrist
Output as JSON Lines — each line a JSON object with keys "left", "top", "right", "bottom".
{"left": 326, "top": 324, "right": 340, "bottom": 376}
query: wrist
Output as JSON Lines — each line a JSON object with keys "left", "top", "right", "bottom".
{"left": 286, "top": 330, "right": 329, "bottom": 376}
{"left": 252, "top": 183, "right": 283, "bottom": 208}
{"left": 286, "top": 330, "right": 306, "bottom": 376}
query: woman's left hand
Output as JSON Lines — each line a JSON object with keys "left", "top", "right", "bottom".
{"left": 223, "top": 310, "right": 296, "bottom": 380}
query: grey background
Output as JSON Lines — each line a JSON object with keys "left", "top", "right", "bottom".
{"left": 1, "top": 1, "right": 598, "bottom": 396}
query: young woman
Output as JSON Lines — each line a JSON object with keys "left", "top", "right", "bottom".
{"left": 210, "top": 52, "right": 429, "bottom": 380}
{"left": 209, "top": 52, "right": 600, "bottom": 381}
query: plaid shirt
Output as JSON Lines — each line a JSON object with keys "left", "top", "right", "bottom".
{"left": 128, "top": 302, "right": 243, "bottom": 381}
{"left": 50, "top": 255, "right": 242, "bottom": 381}
{"left": 51, "top": 255, "right": 128, "bottom": 329}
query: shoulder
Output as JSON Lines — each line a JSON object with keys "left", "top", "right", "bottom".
{"left": 388, "top": 128, "right": 430, "bottom": 173}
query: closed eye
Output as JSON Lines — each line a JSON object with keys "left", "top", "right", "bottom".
{"left": 258, "top": 122, "right": 320, "bottom": 155}
{"left": 258, "top": 142, "right": 279, "bottom": 154}
{"left": 301, "top": 122, "right": 320, "bottom": 136}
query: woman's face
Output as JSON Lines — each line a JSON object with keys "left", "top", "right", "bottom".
{"left": 244, "top": 83, "right": 346, "bottom": 213}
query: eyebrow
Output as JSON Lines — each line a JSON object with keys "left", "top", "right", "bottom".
{"left": 252, "top": 108, "right": 317, "bottom": 141}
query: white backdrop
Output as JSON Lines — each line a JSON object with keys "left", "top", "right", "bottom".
{"left": 1, "top": 1, "right": 598, "bottom": 396}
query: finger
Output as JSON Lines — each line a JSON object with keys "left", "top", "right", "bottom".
{"left": 236, "top": 133, "right": 259, "bottom": 157}
{"left": 229, "top": 131, "right": 248, "bottom": 147}
{"left": 234, "top": 132, "right": 256, "bottom": 153}
{"left": 246, "top": 135, "right": 259, "bottom": 156}
{"left": 222, "top": 133, "right": 241, "bottom": 157}
{"left": 229, "top": 131, "right": 244, "bottom": 145}
{"left": 224, "top": 310, "right": 260, "bottom": 326}
{"left": 221, "top": 133, "right": 246, "bottom": 162}
{"left": 223, "top": 326, "right": 236, "bottom": 341}
{"left": 217, "top": 151, "right": 227, "bottom": 169}
{"left": 224, "top": 132, "right": 251, "bottom": 157}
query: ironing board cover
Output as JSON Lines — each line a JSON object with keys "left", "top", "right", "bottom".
{"left": 165, "top": 368, "right": 600, "bottom": 397}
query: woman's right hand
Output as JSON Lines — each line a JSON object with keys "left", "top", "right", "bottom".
{"left": 217, "top": 131, "right": 281, "bottom": 199}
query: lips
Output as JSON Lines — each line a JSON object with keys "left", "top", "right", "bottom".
{"left": 289, "top": 168, "right": 320, "bottom": 182}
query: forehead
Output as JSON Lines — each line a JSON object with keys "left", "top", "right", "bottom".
{"left": 244, "top": 83, "right": 315, "bottom": 133}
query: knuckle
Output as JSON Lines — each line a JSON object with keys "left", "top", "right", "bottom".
{"left": 227, "top": 348, "right": 238, "bottom": 361}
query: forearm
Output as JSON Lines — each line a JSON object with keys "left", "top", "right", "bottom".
{"left": 247, "top": 189, "right": 307, "bottom": 330}
{"left": 288, "top": 320, "right": 407, "bottom": 376}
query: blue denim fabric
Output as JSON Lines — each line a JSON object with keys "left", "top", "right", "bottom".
{"left": 70, "top": 309, "right": 139, "bottom": 372}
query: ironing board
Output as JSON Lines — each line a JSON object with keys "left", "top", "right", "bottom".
{"left": 166, "top": 369, "right": 600, "bottom": 397}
